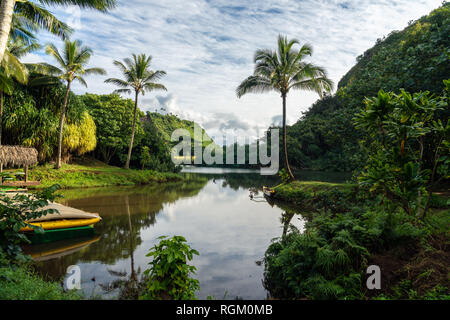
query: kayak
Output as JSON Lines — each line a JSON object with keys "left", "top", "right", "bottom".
{"left": 20, "top": 217, "right": 101, "bottom": 232}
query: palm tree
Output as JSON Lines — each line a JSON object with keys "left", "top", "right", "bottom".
{"left": 38, "top": 39, "right": 106, "bottom": 169}
{"left": 0, "top": 38, "right": 33, "bottom": 145}
{"left": 105, "top": 54, "right": 167, "bottom": 169}
{"left": 0, "top": 0, "right": 116, "bottom": 63}
{"left": 237, "top": 35, "right": 333, "bottom": 181}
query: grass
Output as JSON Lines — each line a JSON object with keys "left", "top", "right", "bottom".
{"left": 272, "top": 180, "right": 357, "bottom": 205}
{"left": 0, "top": 264, "right": 82, "bottom": 300}
{"left": 23, "top": 159, "right": 185, "bottom": 189}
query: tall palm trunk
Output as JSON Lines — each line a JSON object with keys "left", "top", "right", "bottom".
{"left": 125, "top": 91, "right": 139, "bottom": 169}
{"left": 282, "top": 93, "right": 295, "bottom": 181}
{"left": 0, "top": 92, "right": 3, "bottom": 146}
{"left": 0, "top": 0, "right": 15, "bottom": 64}
{"left": 55, "top": 81, "right": 71, "bottom": 169}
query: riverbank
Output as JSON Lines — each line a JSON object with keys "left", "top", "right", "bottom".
{"left": 0, "top": 263, "right": 82, "bottom": 300}
{"left": 264, "top": 180, "right": 450, "bottom": 300}
{"left": 271, "top": 181, "right": 359, "bottom": 212}
{"left": 26, "top": 160, "right": 184, "bottom": 189}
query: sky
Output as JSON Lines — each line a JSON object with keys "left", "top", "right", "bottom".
{"left": 24, "top": 0, "right": 443, "bottom": 144}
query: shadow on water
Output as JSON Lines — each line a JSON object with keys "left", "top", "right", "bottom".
{"left": 27, "top": 169, "right": 349, "bottom": 299}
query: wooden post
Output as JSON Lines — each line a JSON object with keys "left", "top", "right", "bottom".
{"left": 24, "top": 165, "right": 28, "bottom": 182}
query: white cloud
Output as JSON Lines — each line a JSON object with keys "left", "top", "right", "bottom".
{"left": 22, "top": 0, "right": 443, "bottom": 143}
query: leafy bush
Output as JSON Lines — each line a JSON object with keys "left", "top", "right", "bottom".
{"left": 0, "top": 185, "right": 60, "bottom": 263}
{"left": 263, "top": 208, "right": 426, "bottom": 300}
{"left": 140, "top": 236, "right": 200, "bottom": 300}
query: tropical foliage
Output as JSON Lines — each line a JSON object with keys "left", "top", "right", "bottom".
{"left": 282, "top": 3, "right": 449, "bottom": 172}
{"left": 355, "top": 83, "right": 449, "bottom": 218}
{"left": 38, "top": 39, "right": 106, "bottom": 168}
{"left": 0, "top": 185, "right": 60, "bottom": 263}
{"left": 140, "top": 235, "right": 200, "bottom": 300}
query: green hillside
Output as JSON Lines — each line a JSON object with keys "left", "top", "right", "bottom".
{"left": 143, "top": 112, "right": 217, "bottom": 149}
{"left": 283, "top": 2, "right": 450, "bottom": 172}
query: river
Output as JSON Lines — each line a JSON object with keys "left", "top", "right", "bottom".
{"left": 26, "top": 168, "right": 350, "bottom": 299}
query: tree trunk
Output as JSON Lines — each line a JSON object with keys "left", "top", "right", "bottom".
{"left": 0, "top": 92, "right": 3, "bottom": 146}
{"left": 282, "top": 93, "right": 295, "bottom": 181}
{"left": 55, "top": 81, "right": 71, "bottom": 169}
{"left": 125, "top": 91, "right": 139, "bottom": 169}
{"left": 0, "top": 0, "right": 15, "bottom": 64}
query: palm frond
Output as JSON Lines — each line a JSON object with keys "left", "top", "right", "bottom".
{"left": 28, "top": 75, "right": 61, "bottom": 87}
{"left": 113, "top": 88, "right": 132, "bottom": 95}
{"left": 45, "top": 43, "right": 66, "bottom": 68}
{"left": 0, "top": 73, "right": 14, "bottom": 95}
{"left": 84, "top": 67, "right": 106, "bottom": 76}
{"left": 74, "top": 75, "right": 88, "bottom": 87}
{"left": 104, "top": 77, "right": 130, "bottom": 88}
{"left": 1, "top": 51, "right": 29, "bottom": 84}
{"left": 143, "top": 83, "right": 167, "bottom": 93}
{"left": 14, "top": 1, "right": 72, "bottom": 39}
{"left": 38, "top": 0, "right": 117, "bottom": 12}
{"left": 236, "top": 75, "right": 274, "bottom": 98}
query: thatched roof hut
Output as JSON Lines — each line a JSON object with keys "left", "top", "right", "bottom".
{"left": 0, "top": 145, "right": 38, "bottom": 168}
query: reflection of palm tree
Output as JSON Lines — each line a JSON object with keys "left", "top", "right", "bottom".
{"left": 281, "top": 211, "right": 295, "bottom": 238}
{"left": 125, "top": 194, "right": 137, "bottom": 283}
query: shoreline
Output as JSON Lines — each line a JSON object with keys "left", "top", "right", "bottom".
{"left": 24, "top": 162, "right": 186, "bottom": 190}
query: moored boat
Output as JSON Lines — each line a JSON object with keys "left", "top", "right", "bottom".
{"left": 263, "top": 186, "right": 275, "bottom": 197}
{"left": 17, "top": 199, "right": 102, "bottom": 244}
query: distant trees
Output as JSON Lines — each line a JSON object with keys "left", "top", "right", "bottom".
{"left": 82, "top": 93, "right": 143, "bottom": 165}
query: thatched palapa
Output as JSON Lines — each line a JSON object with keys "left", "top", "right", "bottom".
{"left": 0, "top": 145, "right": 38, "bottom": 167}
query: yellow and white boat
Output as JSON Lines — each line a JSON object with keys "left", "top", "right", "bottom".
{"left": 20, "top": 217, "right": 101, "bottom": 232}
{"left": 18, "top": 200, "right": 102, "bottom": 243}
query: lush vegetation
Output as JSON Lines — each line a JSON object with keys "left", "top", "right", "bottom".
{"left": 0, "top": 185, "right": 60, "bottom": 262}
{"left": 0, "top": 261, "right": 81, "bottom": 300}
{"left": 264, "top": 80, "right": 449, "bottom": 300}
{"left": 0, "top": 185, "right": 82, "bottom": 300}
{"left": 140, "top": 235, "right": 200, "bottom": 300}
{"left": 281, "top": 3, "right": 449, "bottom": 172}
{"left": 264, "top": 200, "right": 449, "bottom": 299}
{"left": 28, "top": 160, "right": 184, "bottom": 189}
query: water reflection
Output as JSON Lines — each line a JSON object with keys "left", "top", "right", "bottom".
{"left": 30, "top": 170, "right": 347, "bottom": 299}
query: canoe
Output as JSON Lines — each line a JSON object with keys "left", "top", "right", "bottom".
{"left": 20, "top": 217, "right": 101, "bottom": 232}
{"left": 24, "top": 226, "right": 97, "bottom": 245}
{"left": 25, "top": 203, "right": 100, "bottom": 222}
{"left": 263, "top": 186, "right": 275, "bottom": 197}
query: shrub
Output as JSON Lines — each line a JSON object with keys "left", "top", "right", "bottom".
{"left": 140, "top": 236, "right": 200, "bottom": 300}
{"left": 263, "top": 207, "right": 427, "bottom": 300}
{"left": 0, "top": 185, "right": 60, "bottom": 263}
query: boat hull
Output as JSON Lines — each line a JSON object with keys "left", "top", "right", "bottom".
{"left": 20, "top": 217, "right": 101, "bottom": 232}
{"left": 24, "top": 226, "right": 96, "bottom": 244}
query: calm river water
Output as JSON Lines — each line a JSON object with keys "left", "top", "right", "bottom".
{"left": 26, "top": 168, "right": 350, "bottom": 299}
